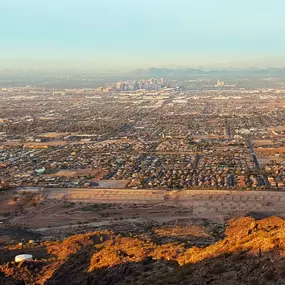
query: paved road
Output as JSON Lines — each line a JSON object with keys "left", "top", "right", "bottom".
{"left": 248, "top": 139, "right": 260, "bottom": 169}
{"left": 248, "top": 139, "right": 270, "bottom": 187}
{"left": 193, "top": 154, "right": 201, "bottom": 169}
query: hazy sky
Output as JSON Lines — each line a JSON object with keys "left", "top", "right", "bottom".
{"left": 1, "top": 0, "right": 285, "bottom": 69}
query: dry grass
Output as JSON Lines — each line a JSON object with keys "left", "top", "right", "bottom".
{"left": 153, "top": 225, "right": 210, "bottom": 239}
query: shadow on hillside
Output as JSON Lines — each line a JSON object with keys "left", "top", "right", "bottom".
{"left": 5, "top": 216, "right": 285, "bottom": 285}
{"left": 246, "top": 212, "right": 278, "bottom": 220}
{"left": 0, "top": 273, "right": 26, "bottom": 285}
{"left": 44, "top": 248, "right": 285, "bottom": 285}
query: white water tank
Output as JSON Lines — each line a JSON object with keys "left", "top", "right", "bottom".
{"left": 15, "top": 254, "right": 33, "bottom": 262}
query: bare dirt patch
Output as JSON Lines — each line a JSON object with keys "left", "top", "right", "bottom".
{"left": 255, "top": 147, "right": 285, "bottom": 154}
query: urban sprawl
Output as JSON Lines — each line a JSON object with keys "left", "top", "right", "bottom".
{"left": 1, "top": 78, "right": 285, "bottom": 192}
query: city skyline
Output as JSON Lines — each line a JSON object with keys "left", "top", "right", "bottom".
{"left": 1, "top": 0, "right": 285, "bottom": 70}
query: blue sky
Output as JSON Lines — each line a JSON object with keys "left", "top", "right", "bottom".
{"left": 1, "top": 0, "right": 285, "bottom": 69}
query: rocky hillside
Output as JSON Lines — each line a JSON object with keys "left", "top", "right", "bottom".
{"left": 2, "top": 216, "right": 285, "bottom": 285}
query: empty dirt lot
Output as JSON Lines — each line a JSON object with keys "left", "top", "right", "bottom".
{"left": 46, "top": 188, "right": 285, "bottom": 215}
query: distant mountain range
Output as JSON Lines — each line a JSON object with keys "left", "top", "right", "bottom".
{"left": 1, "top": 67, "right": 285, "bottom": 83}
{"left": 129, "top": 67, "right": 285, "bottom": 77}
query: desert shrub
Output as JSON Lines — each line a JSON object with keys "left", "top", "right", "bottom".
{"left": 208, "top": 263, "right": 226, "bottom": 274}
{"left": 250, "top": 261, "right": 260, "bottom": 270}
{"left": 142, "top": 265, "right": 152, "bottom": 272}
{"left": 229, "top": 252, "right": 245, "bottom": 262}
{"left": 280, "top": 269, "right": 285, "bottom": 279}
{"left": 263, "top": 270, "right": 275, "bottom": 281}
{"left": 222, "top": 252, "right": 232, "bottom": 259}
{"left": 141, "top": 256, "right": 153, "bottom": 265}
{"left": 249, "top": 278, "right": 259, "bottom": 285}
